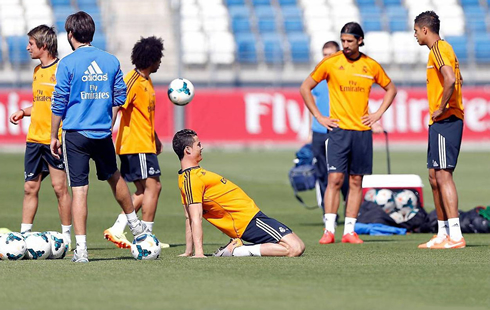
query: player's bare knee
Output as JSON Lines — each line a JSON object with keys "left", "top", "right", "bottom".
{"left": 24, "top": 182, "right": 40, "bottom": 196}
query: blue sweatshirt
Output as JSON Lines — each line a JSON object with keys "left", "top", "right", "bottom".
{"left": 311, "top": 80, "right": 330, "bottom": 134}
{"left": 51, "top": 46, "right": 127, "bottom": 138}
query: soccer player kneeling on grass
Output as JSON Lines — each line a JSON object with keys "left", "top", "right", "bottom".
{"left": 172, "top": 129, "right": 305, "bottom": 258}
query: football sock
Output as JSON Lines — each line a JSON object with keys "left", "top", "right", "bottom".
{"left": 75, "top": 235, "right": 87, "bottom": 250}
{"left": 142, "top": 221, "right": 153, "bottom": 233}
{"left": 126, "top": 211, "right": 139, "bottom": 228}
{"left": 448, "top": 218, "right": 463, "bottom": 241}
{"left": 20, "top": 223, "right": 32, "bottom": 233}
{"left": 324, "top": 213, "right": 336, "bottom": 233}
{"left": 437, "top": 220, "right": 449, "bottom": 240}
{"left": 61, "top": 224, "right": 72, "bottom": 242}
{"left": 112, "top": 214, "right": 128, "bottom": 232}
{"left": 232, "top": 244, "right": 261, "bottom": 257}
{"left": 343, "top": 217, "right": 357, "bottom": 235}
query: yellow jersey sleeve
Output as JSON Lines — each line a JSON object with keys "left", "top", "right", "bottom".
{"left": 372, "top": 61, "right": 391, "bottom": 88}
{"left": 181, "top": 170, "right": 204, "bottom": 205}
{"left": 430, "top": 40, "right": 453, "bottom": 71}
{"left": 310, "top": 52, "right": 341, "bottom": 83}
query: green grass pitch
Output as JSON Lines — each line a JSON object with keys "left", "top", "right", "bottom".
{"left": 0, "top": 149, "right": 489, "bottom": 310}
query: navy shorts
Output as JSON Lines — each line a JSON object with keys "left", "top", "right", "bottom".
{"left": 427, "top": 116, "right": 463, "bottom": 170}
{"left": 24, "top": 142, "right": 65, "bottom": 182}
{"left": 62, "top": 131, "right": 118, "bottom": 187}
{"left": 326, "top": 128, "right": 373, "bottom": 175}
{"left": 241, "top": 211, "right": 293, "bottom": 244}
{"left": 119, "top": 153, "right": 161, "bottom": 182}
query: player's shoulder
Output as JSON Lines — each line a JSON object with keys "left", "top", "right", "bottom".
{"left": 319, "top": 51, "right": 344, "bottom": 66}
{"left": 431, "top": 40, "right": 454, "bottom": 54}
{"left": 124, "top": 69, "right": 140, "bottom": 85}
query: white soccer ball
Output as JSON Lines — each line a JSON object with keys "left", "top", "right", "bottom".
{"left": 364, "top": 189, "right": 377, "bottom": 202}
{"left": 375, "top": 189, "right": 396, "bottom": 213}
{"left": 394, "top": 189, "right": 418, "bottom": 211}
{"left": 25, "top": 232, "right": 51, "bottom": 260}
{"left": 167, "top": 78, "right": 195, "bottom": 106}
{"left": 0, "top": 232, "right": 27, "bottom": 261}
{"left": 131, "top": 233, "right": 161, "bottom": 260}
{"left": 45, "top": 231, "right": 68, "bottom": 259}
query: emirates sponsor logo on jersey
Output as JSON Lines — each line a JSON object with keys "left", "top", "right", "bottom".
{"left": 82, "top": 61, "right": 108, "bottom": 82}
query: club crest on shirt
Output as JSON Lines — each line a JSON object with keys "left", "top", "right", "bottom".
{"left": 220, "top": 178, "right": 227, "bottom": 184}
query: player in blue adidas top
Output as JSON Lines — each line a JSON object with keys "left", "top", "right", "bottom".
{"left": 50, "top": 11, "right": 147, "bottom": 263}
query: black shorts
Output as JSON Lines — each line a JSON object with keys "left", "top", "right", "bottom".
{"left": 427, "top": 116, "right": 463, "bottom": 170}
{"left": 119, "top": 153, "right": 161, "bottom": 182}
{"left": 62, "top": 131, "right": 118, "bottom": 187}
{"left": 326, "top": 128, "right": 373, "bottom": 175}
{"left": 24, "top": 142, "right": 65, "bottom": 182}
{"left": 241, "top": 211, "right": 293, "bottom": 244}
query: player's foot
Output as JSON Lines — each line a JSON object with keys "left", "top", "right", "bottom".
{"left": 128, "top": 220, "right": 148, "bottom": 237}
{"left": 104, "top": 227, "right": 132, "bottom": 249}
{"left": 160, "top": 241, "right": 170, "bottom": 249}
{"left": 213, "top": 238, "right": 243, "bottom": 257}
{"left": 72, "top": 248, "right": 89, "bottom": 263}
{"left": 417, "top": 235, "right": 446, "bottom": 249}
{"left": 341, "top": 232, "right": 364, "bottom": 244}
{"left": 432, "top": 237, "right": 466, "bottom": 249}
{"left": 319, "top": 230, "right": 335, "bottom": 244}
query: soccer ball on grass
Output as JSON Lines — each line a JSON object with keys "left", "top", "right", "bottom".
{"left": 44, "top": 231, "right": 68, "bottom": 259}
{"left": 0, "top": 232, "right": 27, "bottom": 261}
{"left": 131, "top": 233, "right": 161, "bottom": 260}
{"left": 25, "top": 232, "right": 51, "bottom": 260}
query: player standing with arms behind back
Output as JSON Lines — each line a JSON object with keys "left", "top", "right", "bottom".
{"left": 51, "top": 12, "right": 148, "bottom": 262}
{"left": 9, "top": 25, "right": 72, "bottom": 245}
{"left": 414, "top": 11, "right": 465, "bottom": 249}
{"left": 104, "top": 36, "right": 169, "bottom": 249}
{"left": 300, "top": 22, "right": 397, "bottom": 244}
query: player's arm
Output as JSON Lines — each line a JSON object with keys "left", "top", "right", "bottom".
{"left": 112, "top": 65, "right": 127, "bottom": 107}
{"left": 111, "top": 106, "right": 120, "bottom": 130}
{"left": 155, "top": 131, "right": 162, "bottom": 155}
{"left": 300, "top": 76, "right": 339, "bottom": 130}
{"left": 51, "top": 60, "right": 70, "bottom": 159}
{"left": 50, "top": 114, "right": 62, "bottom": 159}
{"left": 362, "top": 81, "right": 397, "bottom": 127}
{"left": 432, "top": 65, "right": 456, "bottom": 122}
{"left": 187, "top": 203, "right": 206, "bottom": 258}
{"left": 179, "top": 204, "right": 194, "bottom": 257}
{"left": 9, "top": 106, "right": 32, "bottom": 125}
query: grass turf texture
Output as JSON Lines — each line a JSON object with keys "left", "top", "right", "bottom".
{"left": 0, "top": 150, "right": 489, "bottom": 310}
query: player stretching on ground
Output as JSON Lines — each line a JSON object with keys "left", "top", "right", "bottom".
{"left": 414, "top": 11, "right": 465, "bottom": 249}
{"left": 104, "top": 36, "right": 169, "bottom": 249}
{"left": 173, "top": 129, "right": 305, "bottom": 258}
{"left": 9, "top": 25, "right": 72, "bottom": 246}
{"left": 51, "top": 12, "right": 147, "bottom": 262}
{"left": 300, "top": 22, "right": 397, "bottom": 244}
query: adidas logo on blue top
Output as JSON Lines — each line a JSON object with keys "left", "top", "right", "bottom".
{"left": 82, "top": 61, "right": 108, "bottom": 82}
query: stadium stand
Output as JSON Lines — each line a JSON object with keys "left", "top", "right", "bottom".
{"left": 2, "top": 0, "right": 490, "bottom": 86}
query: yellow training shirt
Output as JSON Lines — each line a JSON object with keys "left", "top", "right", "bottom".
{"left": 310, "top": 51, "right": 391, "bottom": 131}
{"left": 426, "top": 40, "right": 464, "bottom": 125}
{"left": 116, "top": 69, "right": 156, "bottom": 154}
{"left": 27, "top": 60, "right": 60, "bottom": 144}
{"left": 178, "top": 166, "right": 260, "bottom": 238}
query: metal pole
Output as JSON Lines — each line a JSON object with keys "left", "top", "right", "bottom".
{"left": 171, "top": 0, "right": 185, "bottom": 132}
{"left": 384, "top": 130, "right": 391, "bottom": 174}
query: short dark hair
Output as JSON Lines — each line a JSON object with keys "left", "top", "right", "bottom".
{"left": 414, "top": 11, "right": 440, "bottom": 35}
{"left": 322, "top": 41, "right": 340, "bottom": 52}
{"left": 340, "top": 22, "right": 365, "bottom": 46}
{"left": 172, "top": 129, "right": 198, "bottom": 160}
{"left": 27, "top": 25, "right": 58, "bottom": 58}
{"left": 65, "top": 11, "right": 95, "bottom": 44}
{"left": 131, "top": 36, "right": 164, "bottom": 70}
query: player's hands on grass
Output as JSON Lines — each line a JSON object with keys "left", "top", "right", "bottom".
{"left": 316, "top": 115, "right": 339, "bottom": 131}
{"left": 50, "top": 138, "right": 62, "bottom": 159}
{"left": 9, "top": 110, "right": 25, "bottom": 125}
{"left": 362, "top": 112, "right": 382, "bottom": 128}
{"left": 431, "top": 106, "right": 447, "bottom": 122}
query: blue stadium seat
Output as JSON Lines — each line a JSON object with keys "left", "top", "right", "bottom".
{"left": 361, "top": 6, "right": 382, "bottom": 16}
{"left": 77, "top": 0, "right": 98, "bottom": 6}
{"left": 461, "top": 0, "right": 481, "bottom": 7}
{"left": 284, "top": 18, "right": 304, "bottom": 33}
{"left": 357, "top": 0, "right": 377, "bottom": 6}
{"left": 225, "top": 0, "right": 246, "bottom": 6}
{"left": 235, "top": 33, "right": 258, "bottom": 63}
{"left": 288, "top": 33, "right": 310, "bottom": 63}
{"left": 51, "top": 0, "right": 72, "bottom": 6}
{"left": 228, "top": 6, "right": 250, "bottom": 19}
{"left": 252, "top": 0, "right": 271, "bottom": 6}
{"left": 91, "top": 35, "right": 106, "bottom": 50}
{"left": 388, "top": 20, "right": 408, "bottom": 32}
{"left": 381, "top": 0, "right": 402, "bottom": 6}
{"left": 7, "top": 36, "right": 31, "bottom": 65}
{"left": 232, "top": 18, "right": 252, "bottom": 33}
{"left": 386, "top": 6, "right": 408, "bottom": 32}
{"left": 257, "top": 18, "right": 277, "bottom": 33}
{"left": 445, "top": 36, "right": 468, "bottom": 63}
{"left": 255, "top": 6, "right": 275, "bottom": 18}
{"left": 362, "top": 16, "right": 383, "bottom": 32}
{"left": 281, "top": 6, "right": 302, "bottom": 18}
{"left": 261, "top": 34, "right": 283, "bottom": 64}
{"left": 278, "top": 0, "right": 297, "bottom": 6}
{"left": 474, "top": 37, "right": 490, "bottom": 63}
{"left": 465, "top": 13, "right": 487, "bottom": 33}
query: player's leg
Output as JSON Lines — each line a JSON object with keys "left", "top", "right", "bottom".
{"left": 312, "top": 131, "right": 328, "bottom": 211}
{"left": 21, "top": 143, "right": 46, "bottom": 233}
{"left": 44, "top": 145, "right": 72, "bottom": 246}
{"left": 321, "top": 128, "right": 349, "bottom": 243}
{"left": 259, "top": 233, "right": 305, "bottom": 257}
{"left": 341, "top": 174, "right": 363, "bottom": 243}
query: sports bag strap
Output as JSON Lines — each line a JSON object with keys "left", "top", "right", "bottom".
{"left": 294, "top": 192, "right": 319, "bottom": 210}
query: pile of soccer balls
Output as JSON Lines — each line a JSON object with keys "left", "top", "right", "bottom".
{"left": 364, "top": 188, "right": 419, "bottom": 224}
{"left": 0, "top": 231, "right": 68, "bottom": 261}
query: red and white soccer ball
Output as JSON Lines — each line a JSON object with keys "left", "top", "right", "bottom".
{"left": 167, "top": 78, "right": 195, "bottom": 106}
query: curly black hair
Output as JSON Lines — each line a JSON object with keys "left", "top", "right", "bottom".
{"left": 131, "top": 36, "right": 164, "bottom": 70}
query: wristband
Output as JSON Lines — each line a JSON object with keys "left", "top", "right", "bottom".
{"left": 20, "top": 109, "right": 25, "bottom": 116}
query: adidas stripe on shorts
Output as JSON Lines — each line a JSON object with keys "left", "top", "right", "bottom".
{"left": 427, "top": 115, "right": 463, "bottom": 170}
{"left": 241, "top": 211, "right": 293, "bottom": 244}
{"left": 119, "top": 153, "right": 161, "bottom": 182}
